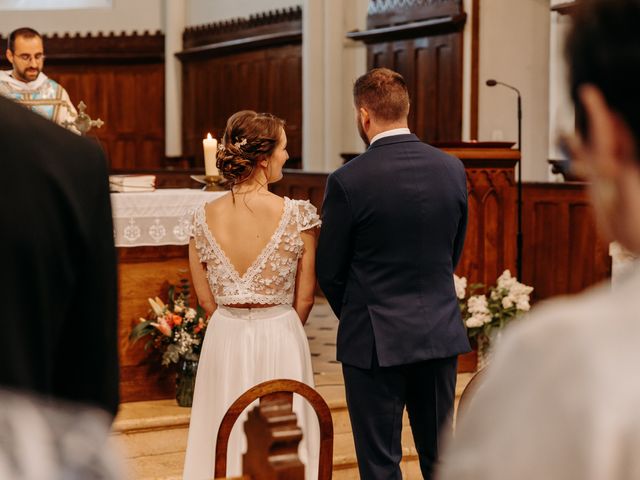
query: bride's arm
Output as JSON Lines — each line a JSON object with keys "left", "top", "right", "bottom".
{"left": 189, "top": 239, "right": 217, "bottom": 317}
{"left": 293, "top": 228, "right": 318, "bottom": 324}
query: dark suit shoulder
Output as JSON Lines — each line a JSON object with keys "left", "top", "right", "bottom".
{"left": 0, "top": 96, "right": 104, "bottom": 173}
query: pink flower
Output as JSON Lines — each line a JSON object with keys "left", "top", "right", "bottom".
{"left": 151, "top": 318, "right": 172, "bottom": 336}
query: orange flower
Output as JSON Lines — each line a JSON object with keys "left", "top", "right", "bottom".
{"left": 194, "top": 319, "right": 205, "bottom": 334}
{"left": 171, "top": 314, "right": 183, "bottom": 326}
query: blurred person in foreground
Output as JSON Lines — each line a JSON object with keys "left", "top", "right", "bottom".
{"left": 0, "top": 389, "right": 123, "bottom": 480}
{"left": 438, "top": 1, "right": 640, "bottom": 479}
{"left": 0, "top": 94, "right": 119, "bottom": 417}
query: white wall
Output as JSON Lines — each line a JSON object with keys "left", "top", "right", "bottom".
{"left": 340, "top": 0, "right": 368, "bottom": 156}
{"left": 0, "top": 0, "right": 163, "bottom": 36}
{"left": 478, "top": 0, "right": 551, "bottom": 181}
{"left": 548, "top": 11, "right": 574, "bottom": 162}
{"left": 302, "top": 0, "right": 367, "bottom": 172}
{"left": 187, "top": 0, "right": 301, "bottom": 26}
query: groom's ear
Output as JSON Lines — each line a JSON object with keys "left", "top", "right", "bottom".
{"left": 359, "top": 107, "right": 370, "bottom": 127}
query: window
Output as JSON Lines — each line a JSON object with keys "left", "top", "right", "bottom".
{"left": 0, "top": 0, "right": 111, "bottom": 10}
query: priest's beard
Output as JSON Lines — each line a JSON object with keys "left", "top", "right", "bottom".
{"left": 14, "top": 64, "right": 41, "bottom": 83}
{"left": 357, "top": 113, "right": 370, "bottom": 147}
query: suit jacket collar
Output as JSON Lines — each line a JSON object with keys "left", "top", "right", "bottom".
{"left": 367, "top": 133, "right": 421, "bottom": 150}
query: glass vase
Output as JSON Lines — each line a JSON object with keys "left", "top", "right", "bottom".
{"left": 476, "top": 335, "right": 491, "bottom": 371}
{"left": 176, "top": 357, "right": 199, "bottom": 407}
{"left": 476, "top": 330, "right": 503, "bottom": 371}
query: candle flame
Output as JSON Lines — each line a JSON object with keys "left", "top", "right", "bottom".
{"left": 206, "top": 133, "right": 213, "bottom": 140}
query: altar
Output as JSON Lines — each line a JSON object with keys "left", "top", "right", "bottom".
{"left": 114, "top": 189, "right": 226, "bottom": 402}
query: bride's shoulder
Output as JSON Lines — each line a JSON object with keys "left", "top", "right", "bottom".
{"left": 288, "top": 198, "right": 321, "bottom": 231}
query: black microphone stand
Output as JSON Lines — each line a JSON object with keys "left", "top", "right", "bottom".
{"left": 486, "top": 79, "right": 523, "bottom": 280}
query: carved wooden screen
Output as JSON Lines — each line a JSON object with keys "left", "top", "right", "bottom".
{"left": 348, "top": 0, "right": 465, "bottom": 143}
{"left": 179, "top": 7, "right": 303, "bottom": 169}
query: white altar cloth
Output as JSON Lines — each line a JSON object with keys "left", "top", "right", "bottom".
{"left": 111, "top": 189, "right": 226, "bottom": 247}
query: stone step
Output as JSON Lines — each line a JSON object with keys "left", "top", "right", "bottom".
{"left": 112, "top": 373, "right": 473, "bottom": 479}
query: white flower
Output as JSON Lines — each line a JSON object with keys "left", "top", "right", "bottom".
{"left": 185, "top": 308, "right": 196, "bottom": 320}
{"left": 516, "top": 298, "right": 531, "bottom": 311}
{"left": 467, "top": 295, "right": 489, "bottom": 314}
{"left": 497, "top": 270, "right": 516, "bottom": 290}
{"left": 453, "top": 274, "right": 467, "bottom": 300}
{"left": 466, "top": 316, "right": 485, "bottom": 328}
{"left": 502, "top": 296, "right": 514, "bottom": 309}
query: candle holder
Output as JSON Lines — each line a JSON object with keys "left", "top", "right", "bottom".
{"left": 190, "top": 175, "right": 227, "bottom": 191}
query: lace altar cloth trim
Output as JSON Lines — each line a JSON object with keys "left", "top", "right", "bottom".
{"left": 111, "top": 189, "right": 225, "bottom": 247}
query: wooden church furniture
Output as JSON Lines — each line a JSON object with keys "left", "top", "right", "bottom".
{"left": 214, "top": 379, "right": 334, "bottom": 480}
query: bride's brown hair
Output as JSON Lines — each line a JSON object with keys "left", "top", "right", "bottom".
{"left": 216, "top": 110, "right": 285, "bottom": 186}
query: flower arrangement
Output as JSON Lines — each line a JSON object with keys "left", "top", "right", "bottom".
{"left": 130, "top": 278, "right": 208, "bottom": 366}
{"left": 455, "top": 270, "right": 534, "bottom": 343}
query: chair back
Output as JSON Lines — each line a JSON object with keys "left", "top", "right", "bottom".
{"left": 214, "top": 379, "right": 333, "bottom": 480}
{"left": 457, "top": 369, "right": 487, "bottom": 419}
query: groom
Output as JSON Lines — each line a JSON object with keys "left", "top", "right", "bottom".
{"left": 317, "top": 68, "right": 470, "bottom": 479}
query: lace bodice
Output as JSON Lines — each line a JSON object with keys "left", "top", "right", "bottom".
{"left": 191, "top": 197, "right": 321, "bottom": 306}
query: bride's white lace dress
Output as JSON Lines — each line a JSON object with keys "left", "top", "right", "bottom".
{"left": 182, "top": 197, "right": 321, "bottom": 480}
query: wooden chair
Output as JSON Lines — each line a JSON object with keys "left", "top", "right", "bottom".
{"left": 457, "top": 368, "right": 487, "bottom": 419}
{"left": 214, "top": 379, "right": 334, "bottom": 480}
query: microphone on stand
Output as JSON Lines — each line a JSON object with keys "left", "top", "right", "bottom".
{"left": 486, "top": 78, "right": 523, "bottom": 281}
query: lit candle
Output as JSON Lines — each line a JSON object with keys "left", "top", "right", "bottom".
{"left": 203, "top": 133, "right": 218, "bottom": 177}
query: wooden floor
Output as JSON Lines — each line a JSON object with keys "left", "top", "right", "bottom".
{"left": 111, "top": 298, "right": 474, "bottom": 479}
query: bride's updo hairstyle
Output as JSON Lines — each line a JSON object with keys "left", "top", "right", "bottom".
{"left": 216, "top": 110, "right": 285, "bottom": 186}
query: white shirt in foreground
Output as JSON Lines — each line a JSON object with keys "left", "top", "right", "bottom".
{"left": 438, "top": 262, "right": 640, "bottom": 480}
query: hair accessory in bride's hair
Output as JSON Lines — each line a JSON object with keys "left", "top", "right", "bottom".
{"left": 217, "top": 143, "right": 225, "bottom": 152}
{"left": 234, "top": 138, "right": 248, "bottom": 149}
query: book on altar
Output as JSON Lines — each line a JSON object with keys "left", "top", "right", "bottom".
{"left": 109, "top": 175, "right": 156, "bottom": 192}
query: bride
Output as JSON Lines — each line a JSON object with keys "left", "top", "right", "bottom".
{"left": 182, "top": 110, "right": 321, "bottom": 479}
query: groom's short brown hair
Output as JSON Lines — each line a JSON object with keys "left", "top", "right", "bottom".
{"left": 353, "top": 68, "right": 410, "bottom": 122}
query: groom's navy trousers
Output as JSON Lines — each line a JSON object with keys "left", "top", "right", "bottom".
{"left": 317, "top": 134, "right": 470, "bottom": 479}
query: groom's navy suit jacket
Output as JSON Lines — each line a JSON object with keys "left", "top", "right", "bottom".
{"left": 317, "top": 134, "right": 470, "bottom": 369}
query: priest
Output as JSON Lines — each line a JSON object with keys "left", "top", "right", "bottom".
{"left": 0, "top": 27, "right": 78, "bottom": 132}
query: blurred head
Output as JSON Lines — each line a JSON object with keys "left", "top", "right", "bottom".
{"left": 6, "top": 28, "right": 44, "bottom": 83}
{"left": 353, "top": 68, "right": 410, "bottom": 145}
{"left": 566, "top": 0, "right": 640, "bottom": 253}
{"left": 216, "top": 110, "right": 288, "bottom": 187}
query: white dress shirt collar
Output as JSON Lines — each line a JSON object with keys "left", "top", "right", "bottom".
{"left": 370, "top": 128, "right": 411, "bottom": 146}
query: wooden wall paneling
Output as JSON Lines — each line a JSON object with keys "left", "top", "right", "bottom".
{"left": 436, "top": 33, "right": 463, "bottom": 141}
{"left": 269, "top": 170, "right": 328, "bottom": 212}
{"left": 181, "top": 45, "right": 302, "bottom": 167}
{"left": 348, "top": 0, "right": 465, "bottom": 143}
{"left": 521, "top": 183, "right": 611, "bottom": 302}
{"left": 365, "top": 34, "right": 462, "bottom": 143}
{"left": 179, "top": 7, "right": 303, "bottom": 169}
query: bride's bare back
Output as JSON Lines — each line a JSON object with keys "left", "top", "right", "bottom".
{"left": 204, "top": 191, "right": 285, "bottom": 277}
